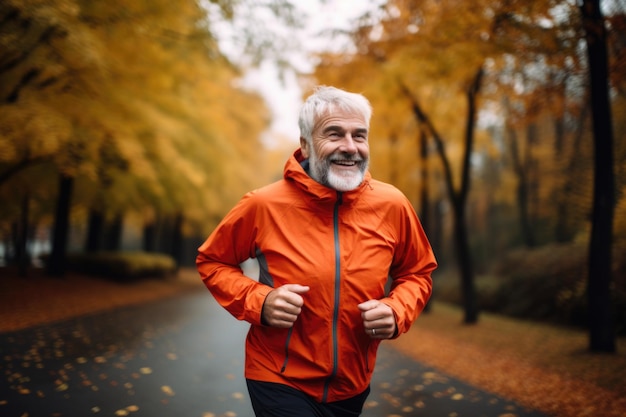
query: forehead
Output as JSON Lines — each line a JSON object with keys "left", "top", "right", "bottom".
{"left": 313, "top": 107, "right": 368, "bottom": 132}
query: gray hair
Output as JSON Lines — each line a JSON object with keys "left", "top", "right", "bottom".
{"left": 298, "top": 86, "right": 373, "bottom": 143}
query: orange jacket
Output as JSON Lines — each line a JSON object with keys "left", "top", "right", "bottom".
{"left": 197, "top": 149, "right": 436, "bottom": 403}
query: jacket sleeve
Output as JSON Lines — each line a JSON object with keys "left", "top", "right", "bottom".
{"left": 196, "top": 193, "right": 272, "bottom": 325}
{"left": 382, "top": 197, "right": 437, "bottom": 337}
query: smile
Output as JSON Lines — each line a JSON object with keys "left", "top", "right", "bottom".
{"left": 331, "top": 160, "right": 360, "bottom": 166}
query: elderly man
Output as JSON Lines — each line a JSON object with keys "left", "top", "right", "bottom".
{"left": 197, "top": 85, "right": 437, "bottom": 417}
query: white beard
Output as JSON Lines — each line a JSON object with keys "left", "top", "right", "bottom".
{"left": 326, "top": 166, "right": 365, "bottom": 191}
{"left": 309, "top": 148, "right": 368, "bottom": 192}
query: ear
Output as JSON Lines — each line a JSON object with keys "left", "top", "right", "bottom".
{"left": 300, "top": 137, "right": 310, "bottom": 158}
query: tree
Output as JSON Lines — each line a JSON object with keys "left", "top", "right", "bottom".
{"left": 399, "top": 71, "right": 483, "bottom": 324}
{"left": 0, "top": 0, "right": 282, "bottom": 272}
{"left": 580, "top": 0, "right": 616, "bottom": 353}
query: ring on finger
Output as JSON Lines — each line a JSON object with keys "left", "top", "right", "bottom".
{"left": 372, "top": 329, "right": 376, "bottom": 335}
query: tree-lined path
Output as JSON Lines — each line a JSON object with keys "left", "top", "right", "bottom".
{"left": 1, "top": 289, "right": 546, "bottom": 417}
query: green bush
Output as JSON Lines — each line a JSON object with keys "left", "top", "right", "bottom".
{"left": 66, "top": 251, "right": 177, "bottom": 281}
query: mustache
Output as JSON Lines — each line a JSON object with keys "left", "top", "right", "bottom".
{"left": 328, "top": 153, "right": 364, "bottom": 162}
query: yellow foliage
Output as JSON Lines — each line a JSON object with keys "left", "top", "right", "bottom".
{"left": 308, "top": 0, "right": 626, "bottom": 252}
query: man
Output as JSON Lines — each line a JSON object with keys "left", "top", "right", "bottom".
{"left": 197, "top": 86, "right": 436, "bottom": 417}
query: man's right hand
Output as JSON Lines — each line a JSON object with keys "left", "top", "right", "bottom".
{"left": 261, "top": 284, "right": 310, "bottom": 328}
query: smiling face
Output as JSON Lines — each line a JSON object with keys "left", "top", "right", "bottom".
{"left": 300, "top": 107, "right": 370, "bottom": 192}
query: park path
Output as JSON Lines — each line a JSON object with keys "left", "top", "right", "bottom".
{"left": 0, "top": 290, "right": 547, "bottom": 417}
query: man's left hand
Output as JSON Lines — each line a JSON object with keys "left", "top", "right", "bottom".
{"left": 357, "top": 300, "right": 397, "bottom": 339}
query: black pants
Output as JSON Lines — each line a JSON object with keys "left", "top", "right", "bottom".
{"left": 246, "top": 379, "right": 370, "bottom": 417}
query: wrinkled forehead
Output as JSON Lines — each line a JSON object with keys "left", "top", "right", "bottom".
{"left": 313, "top": 107, "right": 369, "bottom": 132}
{"left": 315, "top": 103, "right": 369, "bottom": 126}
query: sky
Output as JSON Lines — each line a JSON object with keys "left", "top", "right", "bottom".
{"left": 213, "top": 0, "right": 385, "bottom": 146}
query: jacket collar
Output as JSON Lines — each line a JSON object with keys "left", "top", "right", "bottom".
{"left": 283, "top": 148, "right": 371, "bottom": 204}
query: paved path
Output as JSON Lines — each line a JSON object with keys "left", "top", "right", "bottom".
{"left": 0, "top": 290, "right": 547, "bottom": 417}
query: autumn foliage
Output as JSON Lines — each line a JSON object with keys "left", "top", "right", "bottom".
{"left": 0, "top": 0, "right": 273, "bottom": 251}
{"left": 309, "top": 0, "right": 626, "bottom": 335}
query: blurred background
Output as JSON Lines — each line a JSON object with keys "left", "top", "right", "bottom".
{"left": 1, "top": 0, "right": 625, "bottom": 350}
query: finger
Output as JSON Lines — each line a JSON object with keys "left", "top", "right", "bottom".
{"left": 280, "top": 285, "right": 310, "bottom": 308}
{"left": 283, "top": 284, "right": 310, "bottom": 294}
{"left": 360, "top": 303, "right": 389, "bottom": 322}
{"left": 275, "top": 297, "right": 303, "bottom": 315}
{"left": 357, "top": 299, "right": 379, "bottom": 312}
{"left": 366, "top": 326, "right": 393, "bottom": 339}
{"left": 270, "top": 318, "right": 298, "bottom": 328}
{"left": 264, "top": 306, "right": 299, "bottom": 328}
{"left": 273, "top": 310, "right": 299, "bottom": 324}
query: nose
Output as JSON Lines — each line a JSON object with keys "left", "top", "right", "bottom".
{"left": 339, "top": 133, "right": 358, "bottom": 154}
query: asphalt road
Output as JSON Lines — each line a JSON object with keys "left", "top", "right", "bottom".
{"left": 0, "top": 290, "right": 548, "bottom": 417}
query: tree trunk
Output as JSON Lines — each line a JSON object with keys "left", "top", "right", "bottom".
{"left": 104, "top": 213, "right": 123, "bottom": 251}
{"left": 170, "top": 213, "right": 183, "bottom": 269}
{"left": 143, "top": 220, "right": 157, "bottom": 252}
{"left": 47, "top": 174, "right": 74, "bottom": 277}
{"left": 85, "top": 209, "right": 104, "bottom": 252}
{"left": 453, "top": 199, "right": 477, "bottom": 322}
{"left": 418, "top": 127, "right": 432, "bottom": 313}
{"left": 17, "top": 193, "right": 30, "bottom": 277}
{"left": 581, "top": 0, "right": 616, "bottom": 353}
{"left": 456, "top": 68, "right": 483, "bottom": 324}
{"left": 418, "top": 126, "right": 431, "bottom": 237}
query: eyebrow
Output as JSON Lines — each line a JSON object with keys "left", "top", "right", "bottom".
{"left": 323, "top": 125, "right": 368, "bottom": 135}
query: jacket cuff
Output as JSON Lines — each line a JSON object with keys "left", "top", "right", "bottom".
{"left": 247, "top": 285, "right": 273, "bottom": 326}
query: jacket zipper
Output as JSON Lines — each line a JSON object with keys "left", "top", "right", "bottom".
{"left": 322, "top": 192, "right": 343, "bottom": 403}
{"left": 280, "top": 327, "right": 293, "bottom": 373}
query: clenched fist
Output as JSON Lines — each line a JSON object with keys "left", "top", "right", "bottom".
{"left": 358, "top": 299, "right": 397, "bottom": 339}
{"left": 262, "top": 284, "right": 310, "bottom": 328}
